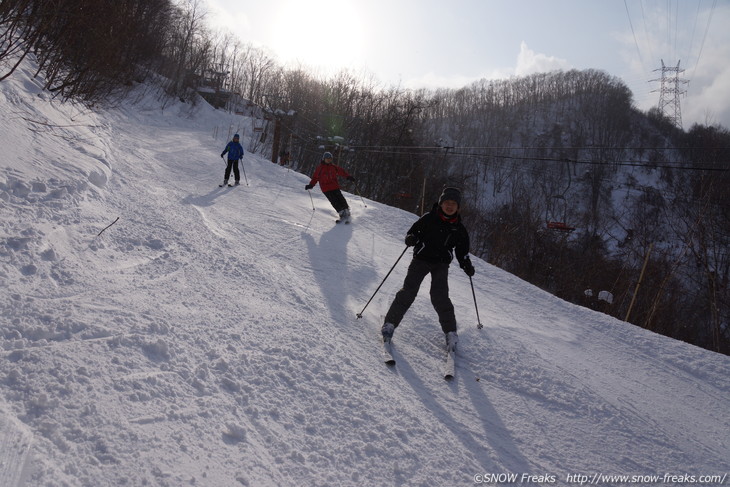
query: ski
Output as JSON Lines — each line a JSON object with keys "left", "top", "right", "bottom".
{"left": 382, "top": 340, "right": 396, "bottom": 366}
{"left": 444, "top": 349, "right": 455, "bottom": 379}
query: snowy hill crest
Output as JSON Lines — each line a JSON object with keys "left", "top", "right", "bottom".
{"left": 1, "top": 63, "right": 729, "bottom": 486}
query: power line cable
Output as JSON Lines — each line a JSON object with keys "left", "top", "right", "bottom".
{"left": 667, "top": 0, "right": 672, "bottom": 58}
{"left": 686, "top": 0, "right": 702, "bottom": 70}
{"left": 673, "top": 0, "right": 680, "bottom": 65}
{"left": 625, "top": 0, "right": 647, "bottom": 73}
{"left": 691, "top": 0, "right": 718, "bottom": 81}
{"left": 639, "top": 0, "right": 655, "bottom": 70}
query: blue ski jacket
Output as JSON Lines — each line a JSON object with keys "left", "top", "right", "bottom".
{"left": 221, "top": 141, "right": 244, "bottom": 160}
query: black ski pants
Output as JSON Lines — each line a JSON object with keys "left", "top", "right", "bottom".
{"left": 384, "top": 258, "right": 457, "bottom": 334}
{"left": 323, "top": 189, "right": 349, "bottom": 213}
{"left": 224, "top": 159, "right": 240, "bottom": 182}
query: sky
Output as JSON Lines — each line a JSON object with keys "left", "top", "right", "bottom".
{"left": 205, "top": 0, "right": 730, "bottom": 129}
{"left": 2, "top": 53, "right": 729, "bottom": 485}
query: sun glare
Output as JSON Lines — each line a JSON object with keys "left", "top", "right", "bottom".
{"left": 270, "top": 0, "right": 365, "bottom": 72}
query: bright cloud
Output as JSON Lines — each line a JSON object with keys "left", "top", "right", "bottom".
{"left": 514, "top": 41, "right": 572, "bottom": 76}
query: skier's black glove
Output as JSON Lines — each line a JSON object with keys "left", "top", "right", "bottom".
{"left": 220, "top": 153, "right": 225, "bottom": 158}
{"left": 347, "top": 176, "right": 355, "bottom": 182}
{"left": 405, "top": 234, "right": 418, "bottom": 247}
{"left": 305, "top": 184, "right": 314, "bottom": 190}
{"left": 461, "top": 258, "right": 475, "bottom": 277}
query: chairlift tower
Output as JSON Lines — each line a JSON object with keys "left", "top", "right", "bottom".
{"left": 650, "top": 59, "right": 688, "bottom": 129}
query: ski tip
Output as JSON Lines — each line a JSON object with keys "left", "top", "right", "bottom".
{"left": 444, "top": 373, "right": 454, "bottom": 380}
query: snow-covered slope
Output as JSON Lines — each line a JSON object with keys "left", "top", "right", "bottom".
{"left": 1, "top": 63, "right": 729, "bottom": 487}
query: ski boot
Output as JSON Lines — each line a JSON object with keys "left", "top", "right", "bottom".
{"left": 381, "top": 323, "right": 395, "bottom": 343}
{"left": 446, "top": 331, "right": 458, "bottom": 352}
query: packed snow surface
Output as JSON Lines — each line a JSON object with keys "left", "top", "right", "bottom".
{"left": 1, "top": 61, "right": 729, "bottom": 486}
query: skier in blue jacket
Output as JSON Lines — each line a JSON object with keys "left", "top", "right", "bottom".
{"left": 220, "top": 134, "right": 244, "bottom": 186}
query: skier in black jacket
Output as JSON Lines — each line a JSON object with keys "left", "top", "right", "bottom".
{"left": 382, "top": 187, "right": 475, "bottom": 351}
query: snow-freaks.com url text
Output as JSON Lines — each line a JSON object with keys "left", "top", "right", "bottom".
{"left": 473, "top": 472, "right": 728, "bottom": 485}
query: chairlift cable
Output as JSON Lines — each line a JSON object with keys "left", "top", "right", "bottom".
{"left": 343, "top": 144, "right": 728, "bottom": 171}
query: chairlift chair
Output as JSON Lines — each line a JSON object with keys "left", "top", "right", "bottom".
{"left": 546, "top": 194, "right": 575, "bottom": 232}
{"left": 547, "top": 221, "right": 575, "bottom": 232}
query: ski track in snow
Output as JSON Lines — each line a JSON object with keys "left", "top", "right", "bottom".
{"left": 1, "top": 61, "right": 729, "bottom": 486}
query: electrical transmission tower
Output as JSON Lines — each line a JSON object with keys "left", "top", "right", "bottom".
{"left": 650, "top": 59, "right": 689, "bottom": 129}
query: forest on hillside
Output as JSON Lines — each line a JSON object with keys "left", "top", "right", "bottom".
{"left": 2, "top": 0, "right": 728, "bottom": 354}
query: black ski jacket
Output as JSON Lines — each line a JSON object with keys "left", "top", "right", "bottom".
{"left": 407, "top": 203, "right": 470, "bottom": 267}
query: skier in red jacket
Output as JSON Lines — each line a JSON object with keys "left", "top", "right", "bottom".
{"left": 305, "top": 152, "right": 355, "bottom": 223}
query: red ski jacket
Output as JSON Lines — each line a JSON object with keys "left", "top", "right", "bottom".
{"left": 308, "top": 162, "right": 351, "bottom": 192}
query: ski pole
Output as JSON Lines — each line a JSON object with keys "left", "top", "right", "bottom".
{"left": 240, "top": 159, "right": 249, "bottom": 186}
{"left": 356, "top": 246, "right": 408, "bottom": 319}
{"left": 469, "top": 276, "right": 483, "bottom": 329}
{"left": 307, "top": 189, "right": 315, "bottom": 210}
{"left": 353, "top": 181, "right": 367, "bottom": 208}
